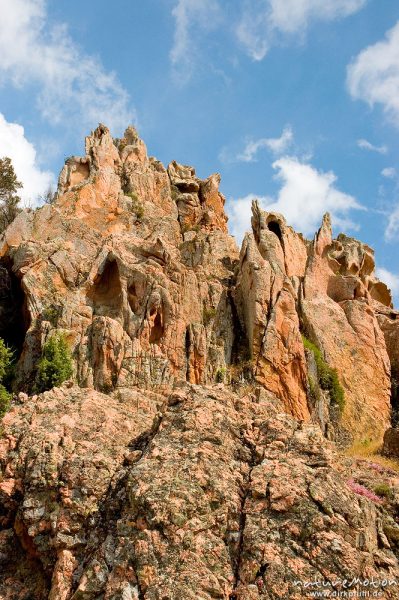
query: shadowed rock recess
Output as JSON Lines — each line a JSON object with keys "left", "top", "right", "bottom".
{"left": 1, "top": 125, "right": 399, "bottom": 598}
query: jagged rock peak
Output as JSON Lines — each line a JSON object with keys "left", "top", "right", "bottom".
{"left": 54, "top": 123, "right": 229, "bottom": 236}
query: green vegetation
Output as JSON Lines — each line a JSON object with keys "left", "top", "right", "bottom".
{"left": 374, "top": 482, "right": 393, "bottom": 500}
{"left": 203, "top": 306, "right": 216, "bottom": 325}
{"left": 0, "top": 338, "right": 14, "bottom": 418}
{"left": 41, "top": 305, "right": 60, "bottom": 327}
{"left": 0, "top": 156, "right": 22, "bottom": 233}
{"left": 127, "top": 191, "right": 144, "bottom": 220}
{"left": 215, "top": 367, "right": 226, "bottom": 383}
{"left": 35, "top": 333, "right": 73, "bottom": 393}
{"left": 302, "top": 335, "right": 345, "bottom": 413}
{"left": 0, "top": 385, "right": 10, "bottom": 419}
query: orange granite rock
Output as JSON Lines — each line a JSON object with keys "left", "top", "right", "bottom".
{"left": 0, "top": 125, "right": 399, "bottom": 598}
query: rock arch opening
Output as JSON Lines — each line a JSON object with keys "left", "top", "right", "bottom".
{"left": 267, "top": 220, "right": 283, "bottom": 242}
{"left": 0, "top": 260, "right": 30, "bottom": 358}
{"left": 89, "top": 260, "right": 123, "bottom": 318}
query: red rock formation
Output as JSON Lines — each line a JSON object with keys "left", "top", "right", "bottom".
{"left": 1, "top": 125, "right": 399, "bottom": 598}
{"left": 302, "top": 215, "right": 391, "bottom": 441}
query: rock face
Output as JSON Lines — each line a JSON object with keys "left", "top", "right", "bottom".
{"left": 2, "top": 385, "right": 399, "bottom": 599}
{"left": 1, "top": 124, "right": 399, "bottom": 598}
{"left": 301, "top": 215, "right": 392, "bottom": 441}
{"left": 234, "top": 203, "right": 309, "bottom": 421}
{"left": 2, "top": 125, "right": 237, "bottom": 396}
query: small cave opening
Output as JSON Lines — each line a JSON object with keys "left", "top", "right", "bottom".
{"left": 88, "top": 260, "right": 123, "bottom": 318}
{"left": 267, "top": 220, "right": 283, "bottom": 242}
{"left": 0, "top": 260, "right": 30, "bottom": 359}
{"left": 228, "top": 291, "right": 252, "bottom": 383}
{"left": 69, "top": 160, "right": 90, "bottom": 187}
{"left": 149, "top": 308, "right": 164, "bottom": 345}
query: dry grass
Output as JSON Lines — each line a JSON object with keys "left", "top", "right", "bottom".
{"left": 344, "top": 439, "right": 399, "bottom": 472}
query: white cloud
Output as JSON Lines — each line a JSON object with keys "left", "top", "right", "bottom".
{"left": 237, "top": 125, "right": 293, "bottom": 162}
{"left": 0, "top": 0, "right": 135, "bottom": 133}
{"left": 170, "top": 0, "right": 221, "bottom": 83}
{"left": 227, "top": 156, "right": 363, "bottom": 242}
{"left": 0, "top": 113, "right": 54, "bottom": 206}
{"left": 382, "top": 167, "right": 396, "bottom": 179}
{"left": 237, "top": 0, "right": 367, "bottom": 61}
{"left": 236, "top": 4, "right": 270, "bottom": 62}
{"left": 268, "top": 0, "right": 367, "bottom": 33}
{"left": 357, "top": 138, "right": 387, "bottom": 154}
{"left": 347, "top": 21, "right": 399, "bottom": 127}
{"left": 376, "top": 267, "right": 399, "bottom": 294}
{"left": 385, "top": 204, "right": 399, "bottom": 240}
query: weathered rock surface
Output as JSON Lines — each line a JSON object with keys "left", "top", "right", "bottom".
{"left": 2, "top": 384, "right": 399, "bottom": 599}
{"left": 301, "top": 215, "right": 392, "bottom": 442}
{"left": 1, "top": 125, "right": 238, "bottom": 397}
{"left": 234, "top": 203, "right": 309, "bottom": 422}
{"left": 1, "top": 124, "right": 399, "bottom": 597}
{"left": 0, "top": 124, "right": 396, "bottom": 442}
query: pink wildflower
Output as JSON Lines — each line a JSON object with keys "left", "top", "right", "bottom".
{"left": 347, "top": 479, "right": 382, "bottom": 503}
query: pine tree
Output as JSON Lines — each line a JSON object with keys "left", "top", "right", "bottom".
{"left": 0, "top": 157, "right": 22, "bottom": 233}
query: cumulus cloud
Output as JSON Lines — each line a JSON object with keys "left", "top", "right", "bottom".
{"left": 382, "top": 167, "right": 396, "bottom": 179}
{"left": 170, "top": 0, "right": 221, "bottom": 83}
{"left": 347, "top": 21, "right": 399, "bottom": 127}
{"left": 357, "top": 138, "right": 387, "bottom": 154}
{"left": 227, "top": 156, "right": 363, "bottom": 242}
{"left": 237, "top": 0, "right": 367, "bottom": 61}
{"left": 376, "top": 267, "right": 399, "bottom": 295}
{"left": 0, "top": 113, "right": 54, "bottom": 207}
{"left": 237, "top": 125, "right": 293, "bottom": 162}
{"left": 0, "top": 0, "right": 135, "bottom": 133}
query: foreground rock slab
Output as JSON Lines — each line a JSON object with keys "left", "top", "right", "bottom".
{"left": 1, "top": 384, "right": 399, "bottom": 599}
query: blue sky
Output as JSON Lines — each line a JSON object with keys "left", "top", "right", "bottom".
{"left": 1, "top": 0, "right": 399, "bottom": 298}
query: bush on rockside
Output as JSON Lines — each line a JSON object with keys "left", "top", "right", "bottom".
{"left": 0, "top": 156, "right": 22, "bottom": 233}
{"left": 302, "top": 335, "right": 345, "bottom": 413}
{"left": 35, "top": 333, "right": 73, "bottom": 393}
{"left": 0, "top": 338, "right": 14, "bottom": 418}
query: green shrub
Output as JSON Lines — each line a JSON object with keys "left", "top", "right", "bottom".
{"left": 127, "top": 192, "right": 144, "bottom": 220}
{"left": 0, "top": 384, "right": 11, "bottom": 418}
{"left": 0, "top": 156, "right": 22, "bottom": 233}
{"left": 215, "top": 367, "right": 226, "bottom": 383}
{"left": 41, "top": 305, "right": 60, "bottom": 327}
{"left": 0, "top": 339, "right": 13, "bottom": 418}
{"left": 0, "top": 338, "right": 13, "bottom": 383}
{"left": 374, "top": 483, "right": 393, "bottom": 500}
{"left": 302, "top": 335, "right": 345, "bottom": 413}
{"left": 35, "top": 333, "right": 73, "bottom": 393}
